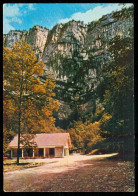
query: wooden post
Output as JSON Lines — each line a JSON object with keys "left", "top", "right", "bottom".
{"left": 22, "top": 149, "right": 24, "bottom": 158}
{"left": 17, "top": 108, "right": 21, "bottom": 165}
{"left": 33, "top": 148, "right": 35, "bottom": 158}
{"left": 11, "top": 149, "right": 13, "bottom": 158}
{"left": 44, "top": 148, "right": 45, "bottom": 157}
{"left": 62, "top": 147, "right": 64, "bottom": 157}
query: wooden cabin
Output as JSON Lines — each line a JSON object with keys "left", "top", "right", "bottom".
{"left": 9, "top": 133, "right": 71, "bottom": 158}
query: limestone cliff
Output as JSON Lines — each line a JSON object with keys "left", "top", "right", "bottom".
{"left": 26, "top": 25, "right": 49, "bottom": 60}
{"left": 4, "top": 6, "right": 133, "bottom": 72}
{"left": 3, "top": 30, "right": 27, "bottom": 47}
{"left": 42, "top": 21, "right": 88, "bottom": 62}
{"left": 41, "top": 7, "right": 133, "bottom": 79}
{"left": 4, "top": 25, "right": 49, "bottom": 60}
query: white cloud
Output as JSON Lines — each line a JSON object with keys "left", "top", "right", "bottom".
{"left": 3, "top": 3, "right": 36, "bottom": 34}
{"left": 28, "top": 4, "right": 36, "bottom": 10}
{"left": 3, "top": 4, "right": 21, "bottom": 18}
{"left": 59, "top": 3, "right": 133, "bottom": 24}
{"left": 10, "top": 17, "right": 22, "bottom": 24}
{"left": 3, "top": 18, "right": 15, "bottom": 34}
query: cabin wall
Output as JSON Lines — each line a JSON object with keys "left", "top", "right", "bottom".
{"left": 55, "top": 147, "right": 64, "bottom": 157}
{"left": 64, "top": 148, "right": 69, "bottom": 156}
{"left": 10, "top": 146, "right": 70, "bottom": 158}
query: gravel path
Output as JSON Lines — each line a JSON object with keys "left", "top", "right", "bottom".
{"left": 4, "top": 153, "right": 134, "bottom": 192}
{"left": 4, "top": 153, "right": 117, "bottom": 175}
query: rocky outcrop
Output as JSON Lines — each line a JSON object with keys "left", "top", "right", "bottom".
{"left": 4, "top": 25, "right": 49, "bottom": 60}
{"left": 4, "top": 6, "right": 133, "bottom": 68}
{"left": 3, "top": 30, "right": 27, "bottom": 47}
{"left": 85, "top": 10, "right": 133, "bottom": 68}
{"left": 42, "top": 20, "right": 88, "bottom": 62}
{"left": 40, "top": 7, "right": 133, "bottom": 83}
{"left": 26, "top": 25, "right": 49, "bottom": 60}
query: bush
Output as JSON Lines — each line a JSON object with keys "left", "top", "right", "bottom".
{"left": 4, "top": 150, "right": 11, "bottom": 159}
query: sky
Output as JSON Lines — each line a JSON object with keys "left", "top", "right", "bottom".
{"left": 3, "top": 3, "right": 133, "bottom": 34}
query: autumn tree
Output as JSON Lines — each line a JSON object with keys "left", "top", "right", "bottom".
{"left": 3, "top": 41, "right": 59, "bottom": 164}
{"left": 68, "top": 121, "right": 103, "bottom": 153}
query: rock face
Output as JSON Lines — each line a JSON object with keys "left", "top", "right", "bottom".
{"left": 42, "top": 21, "right": 88, "bottom": 63}
{"left": 85, "top": 10, "right": 133, "bottom": 68}
{"left": 3, "top": 30, "right": 27, "bottom": 47}
{"left": 4, "top": 25, "right": 49, "bottom": 60}
{"left": 4, "top": 7, "right": 133, "bottom": 71}
{"left": 4, "top": 6, "right": 133, "bottom": 80}
{"left": 26, "top": 25, "right": 49, "bottom": 60}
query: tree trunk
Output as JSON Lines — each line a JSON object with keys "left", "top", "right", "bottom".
{"left": 17, "top": 61, "right": 23, "bottom": 165}
{"left": 17, "top": 109, "right": 21, "bottom": 165}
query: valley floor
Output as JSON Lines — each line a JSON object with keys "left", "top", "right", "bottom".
{"left": 3, "top": 153, "right": 135, "bottom": 192}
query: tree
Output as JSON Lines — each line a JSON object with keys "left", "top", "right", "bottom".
{"left": 20, "top": 134, "right": 37, "bottom": 157}
{"left": 83, "top": 122, "right": 104, "bottom": 154}
{"left": 96, "top": 34, "right": 134, "bottom": 156}
{"left": 3, "top": 98, "right": 16, "bottom": 154}
{"left": 68, "top": 121, "right": 103, "bottom": 153}
{"left": 3, "top": 41, "right": 59, "bottom": 164}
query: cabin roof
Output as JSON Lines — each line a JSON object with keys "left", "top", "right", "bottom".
{"left": 9, "top": 133, "right": 71, "bottom": 148}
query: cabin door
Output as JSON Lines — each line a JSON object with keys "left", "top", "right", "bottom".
{"left": 49, "top": 148, "right": 55, "bottom": 156}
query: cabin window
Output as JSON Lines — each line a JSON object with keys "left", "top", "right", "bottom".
{"left": 38, "top": 148, "right": 44, "bottom": 157}
{"left": 26, "top": 148, "right": 33, "bottom": 157}
{"left": 49, "top": 148, "right": 55, "bottom": 156}
{"left": 18, "top": 149, "right": 22, "bottom": 157}
{"left": 13, "top": 149, "right": 22, "bottom": 157}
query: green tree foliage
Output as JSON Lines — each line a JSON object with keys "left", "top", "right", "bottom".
{"left": 96, "top": 34, "right": 134, "bottom": 156}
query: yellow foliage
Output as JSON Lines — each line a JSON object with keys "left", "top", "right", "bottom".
{"left": 33, "top": 85, "right": 46, "bottom": 94}
{"left": 69, "top": 120, "right": 103, "bottom": 153}
{"left": 3, "top": 40, "right": 59, "bottom": 137}
{"left": 87, "top": 149, "right": 99, "bottom": 155}
{"left": 100, "top": 113, "right": 112, "bottom": 124}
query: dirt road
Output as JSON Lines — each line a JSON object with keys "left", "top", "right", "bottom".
{"left": 3, "top": 153, "right": 134, "bottom": 192}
